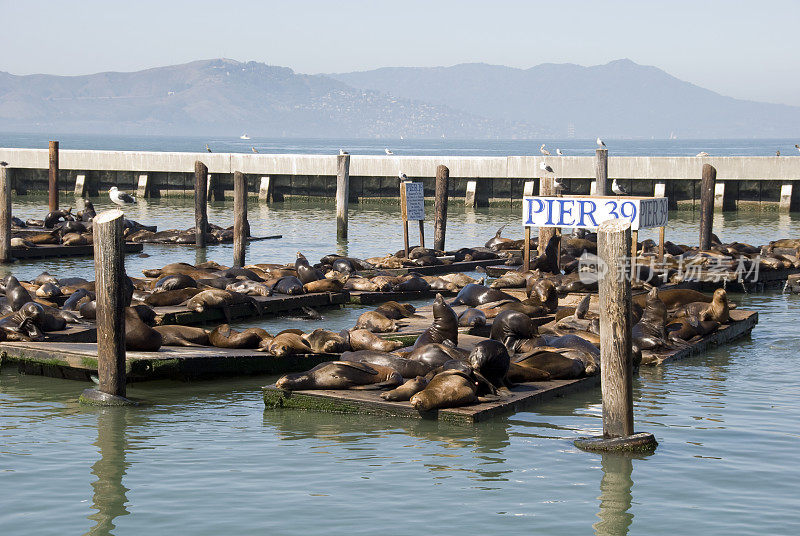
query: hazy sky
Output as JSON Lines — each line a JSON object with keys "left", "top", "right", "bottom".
{"left": 2, "top": 0, "right": 798, "bottom": 106}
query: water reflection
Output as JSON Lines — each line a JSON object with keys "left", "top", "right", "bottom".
{"left": 85, "top": 408, "right": 130, "bottom": 536}
{"left": 592, "top": 452, "right": 651, "bottom": 536}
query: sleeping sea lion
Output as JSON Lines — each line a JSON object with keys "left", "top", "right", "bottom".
{"left": 153, "top": 325, "right": 211, "bottom": 347}
{"left": 354, "top": 311, "right": 401, "bottom": 333}
{"left": 341, "top": 350, "right": 431, "bottom": 377}
{"left": 276, "top": 361, "right": 402, "bottom": 390}
{"left": 346, "top": 329, "right": 404, "bottom": 352}
{"left": 405, "top": 343, "right": 468, "bottom": 369}
{"left": 153, "top": 274, "right": 197, "bottom": 292}
{"left": 373, "top": 301, "right": 418, "bottom": 320}
{"left": 264, "top": 332, "right": 312, "bottom": 356}
{"left": 144, "top": 287, "right": 203, "bottom": 307}
{"left": 458, "top": 308, "right": 487, "bottom": 328}
{"left": 410, "top": 369, "right": 478, "bottom": 411}
{"left": 35, "top": 282, "right": 62, "bottom": 299}
{"left": 450, "top": 284, "right": 518, "bottom": 307}
{"left": 271, "top": 276, "right": 305, "bottom": 295}
{"left": 303, "top": 278, "right": 344, "bottom": 293}
{"left": 513, "top": 348, "right": 585, "bottom": 379}
{"left": 302, "top": 329, "right": 348, "bottom": 353}
{"left": 380, "top": 376, "right": 429, "bottom": 401}
{"left": 208, "top": 324, "right": 264, "bottom": 349}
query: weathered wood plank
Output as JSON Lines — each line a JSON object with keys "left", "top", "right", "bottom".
{"left": 10, "top": 242, "right": 143, "bottom": 259}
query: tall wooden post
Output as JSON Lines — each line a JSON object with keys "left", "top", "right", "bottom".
{"left": 523, "top": 226, "right": 531, "bottom": 271}
{"left": 0, "top": 162, "right": 11, "bottom": 263}
{"left": 433, "top": 165, "right": 449, "bottom": 251}
{"left": 699, "top": 164, "right": 716, "bottom": 251}
{"left": 538, "top": 173, "right": 557, "bottom": 256}
{"left": 194, "top": 161, "right": 208, "bottom": 247}
{"left": 595, "top": 148, "right": 608, "bottom": 196}
{"left": 598, "top": 219, "right": 634, "bottom": 437}
{"left": 336, "top": 154, "right": 350, "bottom": 241}
{"left": 233, "top": 171, "right": 247, "bottom": 268}
{"left": 48, "top": 141, "right": 59, "bottom": 212}
{"left": 93, "top": 209, "right": 127, "bottom": 398}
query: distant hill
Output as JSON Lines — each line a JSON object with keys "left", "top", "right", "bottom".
{"left": 0, "top": 59, "right": 541, "bottom": 138}
{"left": 329, "top": 59, "right": 800, "bottom": 138}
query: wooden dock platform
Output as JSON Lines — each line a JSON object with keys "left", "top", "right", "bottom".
{"left": 10, "top": 242, "right": 143, "bottom": 259}
{"left": 358, "top": 258, "right": 501, "bottom": 277}
{"left": 681, "top": 268, "right": 799, "bottom": 291}
{"left": 0, "top": 342, "right": 335, "bottom": 382}
{"left": 263, "top": 376, "right": 600, "bottom": 425}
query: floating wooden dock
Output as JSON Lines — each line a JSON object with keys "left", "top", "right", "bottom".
{"left": 358, "top": 258, "right": 502, "bottom": 277}
{"left": 263, "top": 376, "right": 600, "bottom": 425}
{"left": 0, "top": 342, "right": 335, "bottom": 382}
{"left": 10, "top": 242, "right": 143, "bottom": 259}
{"left": 682, "top": 268, "right": 799, "bottom": 291}
{"left": 346, "top": 288, "right": 456, "bottom": 305}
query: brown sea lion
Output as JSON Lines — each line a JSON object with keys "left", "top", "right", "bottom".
{"left": 226, "top": 280, "right": 272, "bottom": 296}
{"left": 633, "top": 288, "right": 713, "bottom": 312}
{"left": 35, "top": 282, "right": 62, "bottom": 299}
{"left": 410, "top": 369, "right": 478, "bottom": 411}
{"left": 343, "top": 277, "right": 380, "bottom": 292}
{"left": 186, "top": 289, "right": 261, "bottom": 318}
{"left": 208, "top": 324, "right": 263, "bottom": 349}
{"left": 513, "top": 348, "right": 584, "bottom": 379}
{"left": 124, "top": 307, "right": 162, "bottom": 351}
{"left": 672, "top": 288, "right": 730, "bottom": 323}
{"left": 153, "top": 325, "right": 211, "bottom": 347}
{"left": 144, "top": 287, "right": 203, "bottom": 307}
{"left": 354, "top": 311, "right": 401, "bottom": 333}
{"left": 302, "top": 329, "right": 348, "bottom": 353}
{"left": 346, "top": 329, "right": 404, "bottom": 352}
{"left": 666, "top": 317, "right": 720, "bottom": 341}
{"left": 412, "top": 293, "right": 459, "bottom": 348}
{"left": 380, "top": 376, "right": 429, "bottom": 401}
{"left": 526, "top": 279, "right": 559, "bottom": 312}
{"left": 264, "top": 332, "right": 312, "bottom": 356}
{"left": 303, "top": 278, "right": 344, "bottom": 293}
{"left": 404, "top": 342, "right": 469, "bottom": 369}
{"left": 341, "top": 350, "right": 431, "bottom": 377}
{"left": 152, "top": 274, "right": 197, "bottom": 292}
{"left": 458, "top": 308, "right": 487, "bottom": 328}
{"left": 490, "top": 309, "right": 537, "bottom": 352}
{"left": 63, "top": 288, "right": 94, "bottom": 310}
{"left": 507, "top": 363, "right": 551, "bottom": 382}
{"left": 439, "top": 273, "right": 478, "bottom": 287}
{"left": 61, "top": 233, "right": 88, "bottom": 246}
{"left": 276, "top": 361, "right": 403, "bottom": 390}
{"left": 0, "top": 302, "right": 46, "bottom": 341}
{"left": 393, "top": 274, "right": 431, "bottom": 292}
{"left": 468, "top": 340, "right": 511, "bottom": 389}
{"left": 373, "top": 301, "right": 418, "bottom": 320}
{"left": 295, "top": 252, "right": 325, "bottom": 284}
{"left": 490, "top": 271, "right": 528, "bottom": 289}
{"left": 632, "top": 287, "right": 671, "bottom": 350}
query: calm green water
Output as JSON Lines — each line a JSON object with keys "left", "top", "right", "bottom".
{"left": 2, "top": 197, "right": 800, "bottom": 535}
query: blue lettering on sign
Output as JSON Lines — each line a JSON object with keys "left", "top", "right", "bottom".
{"left": 544, "top": 199, "right": 556, "bottom": 225}
{"left": 577, "top": 199, "right": 598, "bottom": 227}
{"left": 620, "top": 200, "right": 637, "bottom": 223}
{"left": 525, "top": 198, "right": 545, "bottom": 225}
{"left": 556, "top": 199, "right": 574, "bottom": 226}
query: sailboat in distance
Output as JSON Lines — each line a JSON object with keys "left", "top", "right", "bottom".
{"left": 240, "top": 133, "right": 250, "bottom": 140}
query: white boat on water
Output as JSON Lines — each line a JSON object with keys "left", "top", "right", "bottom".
{"left": 240, "top": 133, "right": 250, "bottom": 140}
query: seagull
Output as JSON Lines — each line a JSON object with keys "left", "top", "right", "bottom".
{"left": 611, "top": 179, "right": 628, "bottom": 196}
{"left": 109, "top": 186, "right": 136, "bottom": 206}
{"left": 556, "top": 148, "right": 564, "bottom": 156}
{"left": 385, "top": 148, "right": 394, "bottom": 155}
{"left": 540, "top": 144, "right": 551, "bottom": 156}
{"left": 696, "top": 151, "right": 709, "bottom": 157}
{"left": 539, "top": 161, "right": 555, "bottom": 174}
{"left": 776, "top": 150, "right": 781, "bottom": 156}
{"left": 339, "top": 149, "right": 349, "bottom": 155}
{"left": 795, "top": 144, "right": 799, "bottom": 152}
{"left": 205, "top": 144, "right": 212, "bottom": 153}
{"left": 399, "top": 172, "right": 408, "bottom": 181}
{"left": 597, "top": 137, "right": 606, "bottom": 148}
{"left": 0, "top": 161, "right": 7, "bottom": 166}
{"left": 251, "top": 146, "right": 258, "bottom": 153}
{"left": 553, "top": 177, "right": 566, "bottom": 192}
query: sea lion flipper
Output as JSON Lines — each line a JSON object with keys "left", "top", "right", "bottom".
{"left": 334, "top": 361, "right": 379, "bottom": 375}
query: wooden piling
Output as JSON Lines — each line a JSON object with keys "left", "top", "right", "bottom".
{"left": 464, "top": 180, "right": 477, "bottom": 207}
{"left": 523, "top": 226, "right": 531, "bottom": 271}
{"left": 433, "top": 165, "right": 449, "bottom": 251}
{"left": 400, "top": 180, "right": 410, "bottom": 257}
{"left": 0, "top": 162, "right": 11, "bottom": 263}
{"left": 136, "top": 174, "right": 149, "bottom": 199}
{"left": 48, "top": 141, "right": 59, "bottom": 212}
{"left": 336, "top": 154, "right": 350, "bottom": 241}
{"left": 233, "top": 171, "right": 247, "bottom": 267}
{"left": 194, "top": 161, "right": 208, "bottom": 247}
{"left": 699, "top": 164, "right": 716, "bottom": 250}
{"left": 538, "top": 173, "right": 557, "bottom": 256}
{"left": 259, "top": 176, "right": 272, "bottom": 202}
{"left": 93, "top": 209, "right": 127, "bottom": 398}
{"left": 74, "top": 174, "right": 86, "bottom": 197}
{"left": 595, "top": 148, "right": 608, "bottom": 196}
{"left": 598, "top": 219, "right": 634, "bottom": 438}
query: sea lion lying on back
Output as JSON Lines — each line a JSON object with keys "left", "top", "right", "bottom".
{"left": 276, "top": 361, "right": 402, "bottom": 391}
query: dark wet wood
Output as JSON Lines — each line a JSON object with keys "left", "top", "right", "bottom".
{"left": 336, "top": 154, "right": 350, "bottom": 241}
{"left": 233, "top": 170, "right": 247, "bottom": 267}
{"left": 0, "top": 163, "right": 10, "bottom": 262}
{"left": 10, "top": 242, "right": 143, "bottom": 259}
{"left": 194, "top": 161, "right": 208, "bottom": 247}
{"left": 434, "top": 165, "right": 449, "bottom": 251}
{"left": 48, "top": 141, "right": 59, "bottom": 212}
{"left": 699, "top": 164, "right": 716, "bottom": 250}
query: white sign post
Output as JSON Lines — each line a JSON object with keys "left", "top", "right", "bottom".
{"left": 400, "top": 180, "right": 425, "bottom": 257}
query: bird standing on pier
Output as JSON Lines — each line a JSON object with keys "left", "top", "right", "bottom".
{"left": 597, "top": 137, "right": 606, "bottom": 148}
{"left": 539, "top": 161, "right": 555, "bottom": 174}
{"left": 556, "top": 148, "right": 564, "bottom": 156}
{"left": 696, "top": 151, "right": 709, "bottom": 157}
{"left": 611, "top": 179, "right": 628, "bottom": 196}
{"left": 339, "top": 149, "right": 349, "bottom": 155}
{"left": 109, "top": 186, "right": 136, "bottom": 206}
{"left": 399, "top": 172, "right": 408, "bottom": 181}
{"left": 540, "top": 144, "right": 550, "bottom": 156}
{"left": 251, "top": 147, "right": 258, "bottom": 153}
{"left": 385, "top": 148, "right": 394, "bottom": 155}
{"left": 205, "top": 144, "right": 212, "bottom": 153}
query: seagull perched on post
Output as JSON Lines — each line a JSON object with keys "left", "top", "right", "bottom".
{"left": 339, "top": 149, "right": 349, "bottom": 155}
{"left": 385, "top": 148, "right": 394, "bottom": 155}
{"left": 109, "top": 186, "right": 136, "bottom": 206}
{"left": 611, "top": 179, "right": 628, "bottom": 196}
{"left": 399, "top": 172, "right": 409, "bottom": 181}
{"left": 205, "top": 144, "right": 212, "bottom": 153}
{"left": 556, "top": 148, "right": 564, "bottom": 156}
{"left": 251, "top": 146, "right": 258, "bottom": 153}
{"left": 540, "top": 144, "right": 551, "bottom": 156}
{"left": 597, "top": 137, "right": 606, "bottom": 148}
{"left": 539, "top": 161, "right": 555, "bottom": 174}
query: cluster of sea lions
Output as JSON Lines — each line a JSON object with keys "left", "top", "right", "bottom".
{"left": 363, "top": 245, "right": 504, "bottom": 269}
{"left": 0, "top": 274, "right": 86, "bottom": 341}
{"left": 126, "top": 222, "right": 248, "bottom": 244}
{"left": 10, "top": 203, "right": 155, "bottom": 249}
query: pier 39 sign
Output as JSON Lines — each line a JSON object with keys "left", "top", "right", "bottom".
{"left": 522, "top": 196, "right": 669, "bottom": 230}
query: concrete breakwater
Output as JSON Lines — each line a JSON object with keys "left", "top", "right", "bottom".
{"left": 2, "top": 148, "right": 800, "bottom": 210}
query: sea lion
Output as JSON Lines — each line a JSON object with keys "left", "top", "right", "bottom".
{"left": 672, "top": 288, "right": 730, "bottom": 323}
{"left": 144, "top": 287, "right": 203, "bottom": 307}
{"left": 354, "top": 311, "right": 401, "bottom": 333}
{"left": 61, "top": 232, "right": 88, "bottom": 246}
{"left": 458, "top": 308, "right": 487, "bottom": 328}
{"left": 33, "top": 272, "right": 59, "bottom": 286}
{"left": 124, "top": 307, "right": 162, "bottom": 351}
{"left": 35, "top": 282, "right": 62, "bottom": 299}
{"left": 393, "top": 274, "right": 431, "bottom": 292}
{"left": 410, "top": 369, "right": 478, "bottom": 411}
{"left": 79, "top": 300, "right": 97, "bottom": 319}
{"left": 468, "top": 339, "right": 511, "bottom": 389}
{"left": 0, "top": 302, "right": 45, "bottom": 341}
{"left": 490, "top": 309, "right": 536, "bottom": 352}
{"left": 450, "top": 283, "right": 518, "bottom": 307}
{"left": 374, "top": 301, "right": 418, "bottom": 320}
{"left": 513, "top": 348, "right": 585, "bottom": 379}
{"left": 186, "top": 289, "right": 261, "bottom": 319}
{"left": 422, "top": 276, "right": 458, "bottom": 292}
{"left": 439, "top": 273, "right": 478, "bottom": 287}
{"left": 405, "top": 342, "right": 469, "bottom": 369}
{"left": 302, "top": 329, "right": 348, "bottom": 353}
{"left": 271, "top": 276, "right": 305, "bottom": 295}
{"left": 264, "top": 332, "right": 312, "bottom": 356}
{"left": 490, "top": 271, "right": 528, "bottom": 289}
{"left": 153, "top": 325, "right": 210, "bottom": 347}
{"left": 506, "top": 363, "right": 551, "bottom": 382}
{"left": 152, "top": 274, "right": 197, "bottom": 292}
{"left": 303, "top": 278, "right": 344, "bottom": 293}
{"left": 3, "top": 276, "right": 34, "bottom": 311}
{"left": 526, "top": 279, "right": 559, "bottom": 312}
{"left": 380, "top": 376, "right": 429, "bottom": 401}
{"left": 208, "top": 324, "right": 264, "bottom": 349}
{"left": 485, "top": 225, "right": 514, "bottom": 249}
{"left": 632, "top": 287, "right": 670, "bottom": 350}
{"left": 10, "top": 237, "right": 35, "bottom": 248}
{"left": 276, "top": 361, "right": 403, "bottom": 390}
{"left": 412, "top": 293, "right": 459, "bottom": 349}
{"left": 331, "top": 258, "right": 354, "bottom": 273}
{"left": 346, "top": 329, "right": 404, "bottom": 352}
{"left": 295, "top": 252, "right": 324, "bottom": 284}
{"left": 343, "top": 277, "right": 380, "bottom": 292}
{"left": 341, "top": 350, "right": 431, "bottom": 377}
{"left": 63, "top": 288, "right": 95, "bottom": 310}
{"left": 666, "top": 316, "right": 720, "bottom": 341}
{"left": 633, "top": 288, "right": 714, "bottom": 312}
{"left": 226, "top": 280, "right": 272, "bottom": 296}
{"left": 44, "top": 208, "right": 73, "bottom": 228}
